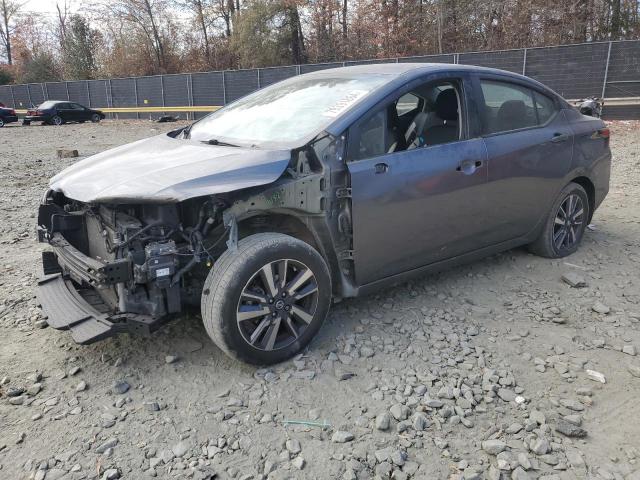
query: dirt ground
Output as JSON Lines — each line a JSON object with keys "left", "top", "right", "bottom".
{"left": 0, "top": 119, "right": 639, "bottom": 480}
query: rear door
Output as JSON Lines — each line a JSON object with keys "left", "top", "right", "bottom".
{"left": 346, "top": 74, "right": 490, "bottom": 286}
{"left": 57, "top": 103, "right": 74, "bottom": 122}
{"left": 476, "top": 76, "right": 573, "bottom": 243}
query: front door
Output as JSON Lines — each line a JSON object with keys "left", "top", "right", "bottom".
{"left": 346, "top": 77, "right": 490, "bottom": 286}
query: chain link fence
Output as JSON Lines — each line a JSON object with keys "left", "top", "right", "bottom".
{"left": 1, "top": 40, "right": 638, "bottom": 120}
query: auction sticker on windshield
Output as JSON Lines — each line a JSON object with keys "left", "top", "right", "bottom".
{"left": 322, "top": 90, "right": 369, "bottom": 117}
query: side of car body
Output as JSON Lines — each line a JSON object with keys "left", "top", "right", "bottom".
{"left": 36, "top": 64, "right": 611, "bottom": 363}
{"left": 0, "top": 106, "right": 19, "bottom": 127}
{"left": 24, "top": 101, "right": 105, "bottom": 125}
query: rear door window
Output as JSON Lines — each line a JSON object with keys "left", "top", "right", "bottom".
{"left": 480, "top": 80, "right": 537, "bottom": 134}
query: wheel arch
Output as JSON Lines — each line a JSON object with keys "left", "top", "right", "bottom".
{"left": 235, "top": 211, "right": 344, "bottom": 297}
{"left": 569, "top": 175, "right": 595, "bottom": 222}
{"left": 237, "top": 212, "right": 320, "bottom": 251}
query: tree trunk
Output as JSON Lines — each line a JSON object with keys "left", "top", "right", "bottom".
{"left": 195, "top": 0, "right": 211, "bottom": 61}
{"left": 143, "top": 0, "right": 165, "bottom": 70}
{"left": 610, "top": 0, "right": 621, "bottom": 39}
{"left": 1, "top": 0, "right": 12, "bottom": 64}
{"left": 288, "top": 5, "right": 306, "bottom": 65}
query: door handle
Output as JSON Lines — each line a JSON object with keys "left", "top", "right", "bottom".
{"left": 551, "top": 133, "right": 569, "bottom": 143}
{"left": 456, "top": 160, "right": 482, "bottom": 174}
{"left": 374, "top": 162, "right": 389, "bottom": 174}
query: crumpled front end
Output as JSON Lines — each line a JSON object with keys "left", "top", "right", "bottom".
{"left": 36, "top": 190, "right": 228, "bottom": 343}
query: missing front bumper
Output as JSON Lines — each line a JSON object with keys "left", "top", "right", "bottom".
{"left": 46, "top": 232, "right": 131, "bottom": 287}
{"left": 37, "top": 273, "right": 163, "bottom": 344}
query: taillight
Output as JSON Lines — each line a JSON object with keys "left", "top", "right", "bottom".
{"left": 8, "top": 109, "right": 15, "bottom": 115}
{"left": 591, "top": 128, "right": 610, "bottom": 140}
{"left": 36, "top": 110, "right": 43, "bottom": 115}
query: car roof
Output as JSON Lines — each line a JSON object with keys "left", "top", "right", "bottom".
{"left": 304, "top": 62, "right": 513, "bottom": 78}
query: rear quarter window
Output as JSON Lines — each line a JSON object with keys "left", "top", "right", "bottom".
{"left": 533, "top": 92, "right": 557, "bottom": 124}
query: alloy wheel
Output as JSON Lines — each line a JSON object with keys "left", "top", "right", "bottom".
{"left": 553, "top": 193, "right": 584, "bottom": 251}
{"left": 236, "top": 259, "right": 319, "bottom": 351}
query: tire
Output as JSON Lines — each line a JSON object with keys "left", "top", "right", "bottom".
{"left": 201, "top": 233, "right": 332, "bottom": 365}
{"left": 22, "top": 121, "right": 30, "bottom": 126}
{"left": 0, "top": 118, "right": 4, "bottom": 128}
{"left": 91, "top": 113, "right": 101, "bottom": 123}
{"left": 528, "top": 182, "right": 590, "bottom": 258}
{"left": 51, "top": 115, "right": 63, "bottom": 126}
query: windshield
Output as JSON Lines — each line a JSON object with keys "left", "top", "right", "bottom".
{"left": 188, "top": 75, "right": 390, "bottom": 146}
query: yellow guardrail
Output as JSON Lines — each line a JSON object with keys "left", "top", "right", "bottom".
{"left": 12, "top": 98, "right": 639, "bottom": 116}
{"left": 13, "top": 105, "right": 222, "bottom": 115}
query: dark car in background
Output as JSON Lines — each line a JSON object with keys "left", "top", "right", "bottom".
{"left": 36, "top": 64, "right": 611, "bottom": 364}
{"left": 0, "top": 106, "right": 19, "bottom": 127}
{"left": 24, "top": 100, "right": 105, "bottom": 126}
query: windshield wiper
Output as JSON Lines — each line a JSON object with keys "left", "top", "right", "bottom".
{"left": 202, "top": 138, "right": 240, "bottom": 147}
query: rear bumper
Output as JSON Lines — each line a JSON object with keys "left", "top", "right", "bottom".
{"left": 23, "top": 115, "right": 48, "bottom": 122}
{"left": 37, "top": 273, "right": 162, "bottom": 344}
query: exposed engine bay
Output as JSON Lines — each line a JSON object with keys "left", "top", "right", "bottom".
{"left": 38, "top": 195, "right": 229, "bottom": 319}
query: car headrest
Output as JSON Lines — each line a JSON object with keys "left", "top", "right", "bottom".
{"left": 435, "top": 89, "right": 458, "bottom": 121}
{"left": 496, "top": 100, "right": 526, "bottom": 124}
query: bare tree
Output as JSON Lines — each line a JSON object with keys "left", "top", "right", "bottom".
{"left": 0, "top": 0, "right": 22, "bottom": 64}
{"left": 182, "top": 0, "right": 213, "bottom": 60}
{"left": 101, "top": 0, "right": 169, "bottom": 72}
{"left": 56, "top": 0, "right": 71, "bottom": 45}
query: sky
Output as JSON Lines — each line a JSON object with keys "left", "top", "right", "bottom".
{"left": 21, "top": 0, "right": 81, "bottom": 17}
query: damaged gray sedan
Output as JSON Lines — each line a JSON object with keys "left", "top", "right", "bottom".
{"left": 37, "top": 63, "right": 611, "bottom": 364}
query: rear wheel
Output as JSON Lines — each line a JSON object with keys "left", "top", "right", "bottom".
{"left": 528, "top": 182, "right": 590, "bottom": 258}
{"left": 91, "top": 113, "right": 101, "bottom": 123}
{"left": 51, "top": 115, "right": 63, "bottom": 126}
{"left": 201, "top": 233, "right": 332, "bottom": 364}
{"left": 0, "top": 118, "right": 4, "bottom": 128}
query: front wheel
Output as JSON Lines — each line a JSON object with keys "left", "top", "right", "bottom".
{"left": 0, "top": 118, "right": 4, "bottom": 128}
{"left": 91, "top": 113, "right": 101, "bottom": 123}
{"left": 51, "top": 115, "right": 63, "bottom": 126}
{"left": 528, "top": 182, "right": 590, "bottom": 258}
{"left": 201, "top": 233, "right": 332, "bottom": 365}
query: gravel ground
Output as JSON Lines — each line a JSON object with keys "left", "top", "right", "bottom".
{"left": 0, "top": 119, "right": 639, "bottom": 480}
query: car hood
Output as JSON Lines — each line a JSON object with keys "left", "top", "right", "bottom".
{"left": 49, "top": 134, "right": 291, "bottom": 204}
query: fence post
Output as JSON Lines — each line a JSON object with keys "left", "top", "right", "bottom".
{"left": 188, "top": 73, "right": 194, "bottom": 121}
{"left": 133, "top": 78, "right": 140, "bottom": 120}
{"left": 257, "top": 68, "right": 261, "bottom": 89}
{"left": 160, "top": 75, "right": 166, "bottom": 108}
{"left": 10, "top": 85, "right": 16, "bottom": 109}
{"left": 65, "top": 81, "right": 70, "bottom": 101}
{"left": 601, "top": 41, "right": 613, "bottom": 99}
{"left": 522, "top": 48, "right": 527, "bottom": 76}
{"left": 27, "top": 85, "right": 33, "bottom": 108}
{"left": 86, "top": 81, "right": 91, "bottom": 107}
{"left": 43, "top": 83, "right": 49, "bottom": 100}
{"left": 296, "top": 65, "right": 301, "bottom": 75}
{"left": 222, "top": 71, "right": 227, "bottom": 105}
{"left": 108, "top": 79, "right": 114, "bottom": 119}
{"left": 41, "top": 83, "right": 46, "bottom": 101}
